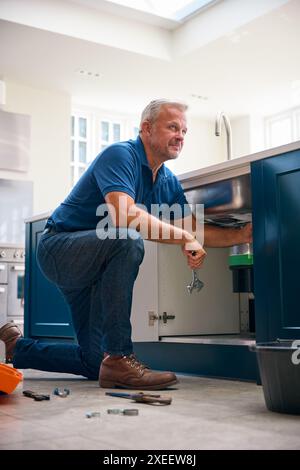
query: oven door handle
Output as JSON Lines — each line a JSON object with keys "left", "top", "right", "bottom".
{"left": 11, "top": 265, "right": 25, "bottom": 271}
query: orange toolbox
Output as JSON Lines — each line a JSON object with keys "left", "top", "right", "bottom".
{"left": 0, "top": 363, "right": 23, "bottom": 394}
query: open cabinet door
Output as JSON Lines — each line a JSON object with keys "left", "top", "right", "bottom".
{"left": 131, "top": 241, "right": 159, "bottom": 342}
{"left": 252, "top": 149, "right": 300, "bottom": 341}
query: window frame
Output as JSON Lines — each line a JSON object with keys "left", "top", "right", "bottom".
{"left": 265, "top": 106, "right": 300, "bottom": 149}
{"left": 71, "top": 111, "right": 93, "bottom": 187}
{"left": 71, "top": 105, "right": 139, "bottom": 187}
{"left": 99, "top": 118, "right": 123, "bottom": 151}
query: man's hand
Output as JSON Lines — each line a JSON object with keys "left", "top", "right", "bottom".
{"left": 181, "top": 239, "right": 206, "bottom": 270}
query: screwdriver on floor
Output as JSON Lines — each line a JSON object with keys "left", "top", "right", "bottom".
{"left": 105, "top": 391, "right": 172, "bottom": 405}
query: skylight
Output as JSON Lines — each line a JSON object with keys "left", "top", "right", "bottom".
{"left": 106, "top": 0, "right": 217, "bottom": 22}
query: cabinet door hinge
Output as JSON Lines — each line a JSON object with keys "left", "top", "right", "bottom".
{"left": 148, "top": 311, "right": 159, "bottom": 326}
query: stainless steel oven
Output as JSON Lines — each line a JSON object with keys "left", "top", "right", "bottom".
{"left": 0, "top": 245, "right": 25, "bottom": 333}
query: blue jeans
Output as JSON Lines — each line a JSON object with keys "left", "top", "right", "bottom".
{"left": 13, "top": 227, "right": 144, "bottom": 379}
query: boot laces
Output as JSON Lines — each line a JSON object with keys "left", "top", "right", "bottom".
{"left": 125, "top": 354, "right": 149, "bottom": 372}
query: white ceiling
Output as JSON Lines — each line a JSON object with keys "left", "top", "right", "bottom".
{"left": 0, "top": 0, "right": 299, "bottom": 119}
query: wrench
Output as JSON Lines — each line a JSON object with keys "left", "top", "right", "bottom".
{"left": 186, "top": 251, "right": 204, "bottom": 294}
{"left": 187, "top": 270, "right": 204, "bottom": 294}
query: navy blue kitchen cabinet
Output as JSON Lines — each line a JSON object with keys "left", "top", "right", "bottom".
{"left": 252, "top": 149, "right": 300, "bottom": 342}
{"left": 24, "top": 218, "right": 75, "bottom": 340}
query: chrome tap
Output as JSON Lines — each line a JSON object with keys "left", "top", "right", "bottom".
{"left": 215, "top": 111, "right": 232, "bottom": 161}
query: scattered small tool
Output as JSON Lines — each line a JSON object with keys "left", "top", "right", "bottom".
{"left": 23, "top": 390, "right": 50, "bottom": 401}
{"left": 107, "top": 408, "right": 139, "bottom": 416}
{"left": 105, "top": 391, "right": 172, "bottom": 405}
{"left": 187, "top": 251, "right": 204, "bottom": 294}
{"left": 86, "top": 411, "right": 101, "bottom": 418}
{"left": 53, "top": 387, "right": 70, "bottom": 398}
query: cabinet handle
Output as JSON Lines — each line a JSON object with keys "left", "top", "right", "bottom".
{"left": 159, "top": 312, "right": 176, "bottom": 324}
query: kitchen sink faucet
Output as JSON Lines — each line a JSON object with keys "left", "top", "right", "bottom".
{"left": 215, "top": 111, "right": 232, "bottom": 161}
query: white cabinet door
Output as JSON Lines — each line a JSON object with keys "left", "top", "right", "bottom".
{"left": 157, "top": 245, "right": 239, "bottom": 337}
{"left": 131, "top": 243, "right": 240, "bottom": 340}
{"left": 131, "top": 241, "right": 159, "bottom": 341}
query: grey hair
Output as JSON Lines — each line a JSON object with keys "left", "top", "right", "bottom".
{"left": 139, "top": 99, "right": 188, "bottom": 131}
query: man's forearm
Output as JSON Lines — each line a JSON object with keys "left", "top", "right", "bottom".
{"left": 104, "top": 193, "right": 196, "bottom": 246}
{"left": 126, "top": 206, "right": 194, "bottom": 246}
{"left": 189, "top": 214, "right": 250, "bottom": 247}
{"left": 204, "top": 224, "right": 246, "bottom": 247}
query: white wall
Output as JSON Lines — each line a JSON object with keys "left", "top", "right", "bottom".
{"left": 231, "top": 116, "right": 251, "bottom": 158}
{"left": 169, "top": 116, "right": 226, "bottom": 176}
{"left": 1, "top": 81, "right": 71, "bottom": 214}
{"left": 249, "top": 114, "right": 265, "bottom": 154}
{"left": 231, "top": 114, "right": 265, "bottom": 158}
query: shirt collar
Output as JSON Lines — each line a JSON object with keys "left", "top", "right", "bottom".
{"left": 136, "top": 135, "right": 167, "bottom": 179}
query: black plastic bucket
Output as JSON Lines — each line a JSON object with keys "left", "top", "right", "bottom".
{"left": 250, "top": 340, "right": 300, "bottom": 414}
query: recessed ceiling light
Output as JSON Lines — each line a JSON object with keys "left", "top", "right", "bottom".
{"left": 75, "top": 69, "right": 103, "bottom": 79}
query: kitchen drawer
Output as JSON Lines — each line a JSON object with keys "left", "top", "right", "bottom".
{"left": 7, "top": 263, "right": 25, "bottom": 317}
{"left": 0, "top": 263, "right": 7, "bottom": 284}
{"left": 0, "top": 285, "right": 8, "bottom": 325}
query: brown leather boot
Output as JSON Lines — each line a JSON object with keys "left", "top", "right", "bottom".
{"left": 0, "top": 323, "right": 23, "bottom": 363}
{"left": 99, "top": 353, "right": 178, "bottom": 390}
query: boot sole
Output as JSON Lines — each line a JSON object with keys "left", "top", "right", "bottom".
{"left": 99, "top": 378, "right": 178, "bottom": 390}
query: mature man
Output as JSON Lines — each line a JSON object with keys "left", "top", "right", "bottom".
{"left": 0, "top": 99, "right": 251, "bottom": 390}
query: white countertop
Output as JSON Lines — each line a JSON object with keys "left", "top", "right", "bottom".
{"left": 25, "top": 140, "right": 300, "bottom": 224}
{"left": 24, "top": 211, "right": 51, "bottom": 224}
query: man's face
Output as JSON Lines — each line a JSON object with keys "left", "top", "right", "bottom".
{"left": 147, "top": 106, "right": 187, "bottom": 161}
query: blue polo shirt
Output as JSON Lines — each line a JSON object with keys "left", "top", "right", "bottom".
{"left": 48, "top": 136, "right": 190, "bottom": 232}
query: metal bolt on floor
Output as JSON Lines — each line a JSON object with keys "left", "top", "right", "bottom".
{"left": 85, "top": 411, "right": 101, "bottom": 418}
{"left": 53, "top": 388, "right": 70, "bottom": 398}
{"left": 107, "top": 408, "right": 139, "bottom": 416}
